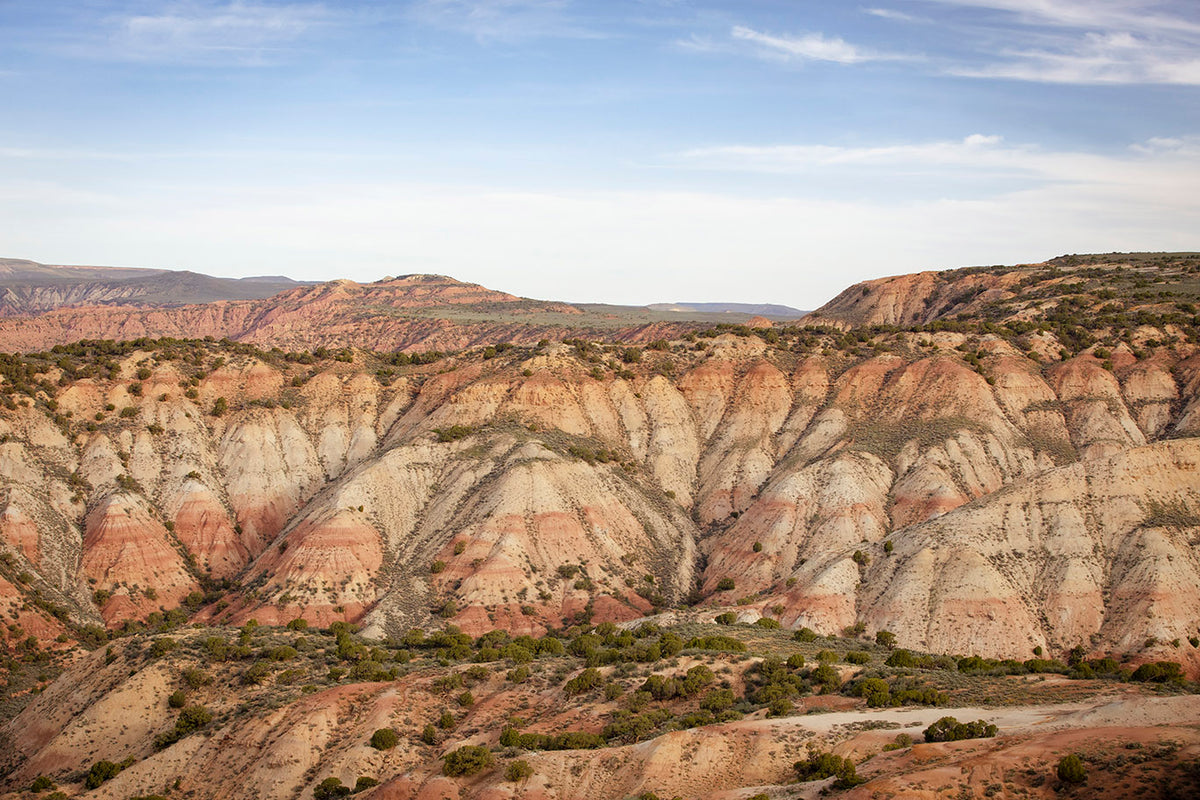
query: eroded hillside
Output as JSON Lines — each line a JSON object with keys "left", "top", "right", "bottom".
{"left": 2, "top": 256, "right": 1199, "bottom": 674}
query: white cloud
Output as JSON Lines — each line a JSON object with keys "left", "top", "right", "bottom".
{"left": 730, "top": 25, "right": 908, "bottom": 64}
{"left": 862, "top": 8, "right": 920, "bottom": 22}
{"left": 106, "top": 1, "right": 330, "bottom": 64}
{"left": 409, "top": 0, "right": 601, "bottom": 42}
{"left": 918, "top": 1, "right": 1200, "bottom": 36}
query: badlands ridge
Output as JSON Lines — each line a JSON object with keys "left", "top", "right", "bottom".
{"left": 0, "top": 252, "right": 1197, "bottom": 799}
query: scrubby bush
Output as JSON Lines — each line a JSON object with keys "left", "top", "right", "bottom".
{"left": 716, "top": 578, "right": 735, "bottom": 591}
{"left": 564, "top": 667, "right": 603, "bottom": 696}
{"left": 505, "top": 759, "right": 533, "bottom": 781}
{"left": 442, "top": 745, "right": 493, "bottom": 777}
{"left": 370, "top": 728, "right": 398, "bottom": 750}
{"left": 29, "top": 775, "right": 55, "bottom": 793}
{"left": 1057, "top": 754, "right": 1087, "bottom": 784}
{"left": 312, "top": 777, "right": 350, "bottom": 799}
{"left": 148, "top": 637, "right": 178, "bottom": 658}
{"left": 84, "top": 760, "right": 122, "bottom": 789}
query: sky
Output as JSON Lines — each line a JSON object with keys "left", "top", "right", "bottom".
{"left": 1, "top": 1, "right": 1198, "bottom": 308}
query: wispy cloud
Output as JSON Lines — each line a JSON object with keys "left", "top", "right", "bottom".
{"left": 923, "top": 0, "right": 1200, "bottom": 84}
{"left": 730, "top": 25, "right": 908, "bottom": 64}
{"left": 919, "top": 1, "right": 1200, "bottom": 36}
{"left": 862, "top": 8, "right": 921, "bottom": 22}
{"left": 409, "top": 0, "right": 603, "bottom": 42}
{"left": 950, "top": 30, "right": 1200, "bottom": 85}
{"left": 99, "top": 1, "right": 330, "bottom": 65}
{"left": 672, "top": 133, "right": 1200, "bottom": 195}
{"left": 707, "top": 3, "right": 1200, "bottom": 85}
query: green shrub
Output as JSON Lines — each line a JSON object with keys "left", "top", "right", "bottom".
{"left": 505, "top": 759, "right": 533, "bottom": 781}
{"left": 312, "top": 777, "right": 350, "bottom": 799}
{"left": 443, "top": 745, "right": 494, "bottom": 777}
{"left": 29, "top": 775, "right": 55, "bottom": 793}
{"left": 754, "top": 617, "right": 781, "bottom": 629}
{"left": 433, "top": 425, "right": 474, "bottom": 442}
{"left": 875, "top": 630, "right": 897, "bottom": 649}
{"left": 793, "top": 627, "right": 818, "bottom": 643}
{"left": 714, "top": 612, "right": 737, "bottom": 625}
{"left": 175, "top": 705, "right": 212, "bottom": 735}
{"left": 84, "top": 760, "right": 122, "bottom": 789}
{"left": 241, "top": 661, "right": 271, "bottom": 685}
{"left": 716, "top": 578, "right": 735, "bottom": 591}
{"left": 168, "top": 690, "right": 187, "bottom": 708}
{"left": 845, "top": 651, "right": 871, "bottom": 664}
{"left": 1057, "top": 754, "right": 1087, "bottom": 784}
{"left": 148, "top": 637, "right": 178, "bottom": 658}
{"left": 370, "top": 728, "right": 399, "bottom": 750}
{"left": 354, "top": 777, "right": 379, "bottom": 792}
{"left": 923, "top": 716, "right": 997, "bottom": 742}
{"left": 564, "top": 667, "right": 603, "bottom": 696}
{"left": 811, "top": 663, "right": 841, "bottom": 692}
{"left": 1130, "top": 661, "right": 1184, "bottom": 683}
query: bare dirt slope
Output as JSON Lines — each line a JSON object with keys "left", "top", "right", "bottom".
{"left": 2, "top": 624, "right": 1196, "bottom": 800}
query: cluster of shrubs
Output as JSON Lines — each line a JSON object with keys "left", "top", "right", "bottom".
{"left": 923, "top": 716, "right": 998, "bottom": 742}
{"left": 742, "top": 654, "right": 840, "bottom": 716}
{"left": 884, "top": 648, "right": 1190, "bottom": 686}
{"left": 793, "top": 750, "right": 864, "bottom": 789}
{"left": 844, "top": 674, "right": 948, "bottom": 708}
{"left": 312, "top": 776, "right": 379, "bottom": 798}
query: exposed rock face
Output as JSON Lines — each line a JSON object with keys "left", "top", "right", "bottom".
{"left": 81, "top": 495, "right": 201, "bottom": 626}
{"left": 0, "top": 327, "right": 1197, "bottom": 669}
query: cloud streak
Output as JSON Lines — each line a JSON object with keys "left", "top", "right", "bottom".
{"left": 94, "top": 1, "right": 331, "bottom": 65}
{"left": 673, "top": 134, "right": 1200, "bottom": 198}
{"left": 408, "top": 0, "right": 603, "bottom": 42}
{"left": 730, "top": 25, "right": 908, "bottom": 64}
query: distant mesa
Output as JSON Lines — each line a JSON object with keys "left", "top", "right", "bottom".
{"left": 647, "top": 302, "right": 808, "bottom": 318}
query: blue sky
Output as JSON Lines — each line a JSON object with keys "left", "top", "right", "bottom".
{"left": 1, "top": 1, "right": 1198, "bottom": 307}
